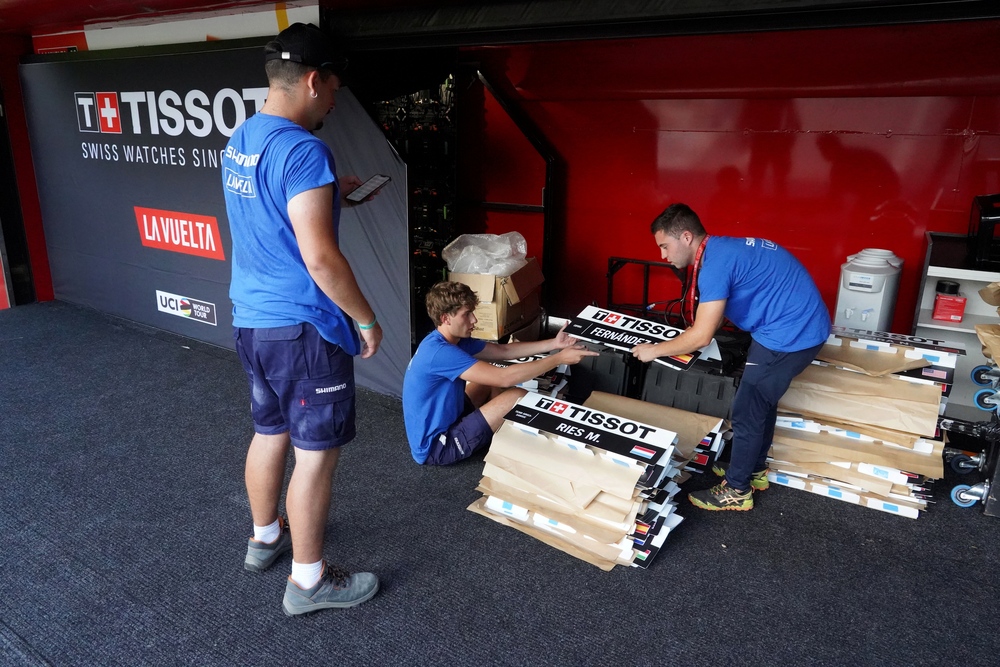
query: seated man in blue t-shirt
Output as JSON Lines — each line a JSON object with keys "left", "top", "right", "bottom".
{"left": 631, "top": 203, "right": 831, "bottom": 512}
{"left": 403, "top": 281, "right": 598, "bottom": 465}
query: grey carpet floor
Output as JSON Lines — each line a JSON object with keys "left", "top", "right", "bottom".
{"left": 1, "top": 300, "right": 998, "bottom": 666}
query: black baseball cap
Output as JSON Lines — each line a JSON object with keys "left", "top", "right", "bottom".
{"left": 264, "top": 23, "right": 348, "bottom": 75}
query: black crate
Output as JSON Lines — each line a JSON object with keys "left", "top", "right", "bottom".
{"left": 564, "top": 349, "right": 645, "bottom": 404}
{"left": 641, "top": 363, "right": 737, "bottom": 420}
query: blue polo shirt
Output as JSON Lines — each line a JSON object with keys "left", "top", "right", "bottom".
{"left": 223, "top": 112, "right": 359, "bottom": 355}
{"left": 698, "top": 236, "right": 830, "bottom": 352}
{"left": 402, "top": 331, "right": 487, "bottom": 463}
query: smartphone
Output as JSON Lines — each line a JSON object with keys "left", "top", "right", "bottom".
{"left": 345, "top": 174, "right": 391, "bottom": 203}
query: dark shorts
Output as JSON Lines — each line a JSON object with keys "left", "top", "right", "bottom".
{"left": 424, "top": 396, "right": 493, "bottom": 466}
{"left": 234, "top": 323, "right": 356, "bottom": 451}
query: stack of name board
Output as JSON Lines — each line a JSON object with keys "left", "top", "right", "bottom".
{"left": 565, "top": 305, "right": 722, "bottom": 371}
{"left": 772, "top": 328, "right": 963, "bottom": 519}
{"left": 491, "top": 353, "right": 570, "bottom": 398}
{"left": 468, "top": 391, "right": 724, "bottom": 570}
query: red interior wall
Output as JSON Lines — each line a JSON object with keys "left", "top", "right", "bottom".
{"left": 456, "top": 80, "right": 547, "bottom": 263}
{"left": 460, "top": 21, "right": 1000, "bottom": 333}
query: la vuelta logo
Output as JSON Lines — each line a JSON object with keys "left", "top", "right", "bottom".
{"left": 135, "top": 206, "right": 225, "bottom": 260}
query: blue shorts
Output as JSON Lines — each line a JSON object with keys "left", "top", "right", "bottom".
{"left": 423, "top": 397, "right": 493, "bottom": 466}
{"left": 234, "top": 323, "right": 356, "bottom": 451}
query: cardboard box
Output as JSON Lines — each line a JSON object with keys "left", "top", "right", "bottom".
{"left": 507, "top": 312, "right": 542, "bottom": 342}
{"left": 449, "top": 258, "right": 544, "bottom": 340}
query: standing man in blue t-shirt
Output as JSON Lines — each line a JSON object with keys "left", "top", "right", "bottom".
{"left": 403, "top": 281, "right": 598, "bottom": 465}
{"left": 631, "top": 203, "right": 830, "bottom": 512}
{"left": 222, "top": 23, "right": 381, "bottom": 615}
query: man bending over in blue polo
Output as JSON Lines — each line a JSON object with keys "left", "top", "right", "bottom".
{"left": 631, "top": 203, "right": 830, "bottom": 511}
{"left": 403, "top": 281, "right": 598, "bottom": 465}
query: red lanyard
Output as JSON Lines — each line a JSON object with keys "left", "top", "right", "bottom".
{"left": 683, "top": 235, "right": 710, "bottom": 327}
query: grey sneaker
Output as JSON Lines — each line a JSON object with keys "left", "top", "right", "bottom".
{"left": 689, "top": 480, "right": 754, "bottom": 511}
{"left": 282, "top": 562, "right": 379, "bottom": 616}
{"left": 244, "top": 516, "right": 292, "bottom": 572}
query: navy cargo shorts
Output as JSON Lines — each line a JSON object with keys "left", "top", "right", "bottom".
{"left": 423, "top": 396, "right": 493, "bottom": 466}
{"left": 234, "top": 322, "right": 356, "bottom": 450}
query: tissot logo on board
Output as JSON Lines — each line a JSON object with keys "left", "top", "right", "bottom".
{"left": 536, "top": 398, "right": 569, "bottom": 414}
{"left": 156, "top": 290, "right": 217, "bottom": 326}
{"left": 135, "top": 206, "right": 225, "bottom": 261}
{"left": 74, "top": 87, "right": 268, "bottom": 138}
{"left": 584, "top": 307, "right": 674, "bottom": 337}
{"left": 75, "top": 92, "right": 122, "bottom": 133}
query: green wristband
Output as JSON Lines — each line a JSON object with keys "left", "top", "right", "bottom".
{"left": 358, "top": 315, "right": 377, "bottom": 330}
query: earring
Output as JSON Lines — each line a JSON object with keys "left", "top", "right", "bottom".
{"left": 310, "top": 91, "right": 318, "bottom": 99}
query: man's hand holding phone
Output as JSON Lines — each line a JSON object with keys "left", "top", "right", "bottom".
{"left": 343, "top": 173, "right": 391, "bottom": 205}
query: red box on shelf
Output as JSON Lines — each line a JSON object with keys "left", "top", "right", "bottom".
{"left": 932, "top": 294, "right": 967, "bottom": 322}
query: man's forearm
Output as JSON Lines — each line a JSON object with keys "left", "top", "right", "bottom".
{"left": 654, "top": 329, "right": 709, "bottom": 357}
{"left": 494, "top": 355, "right": 564, "bottom": 387}
{"left": 497, "top": 337, "right": 562, "bottom": 359}
{"left": 306, "top": 252, "right": 374, "bottom": 324}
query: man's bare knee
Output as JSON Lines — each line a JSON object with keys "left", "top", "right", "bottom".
{"left": 479, "top": 387, "right": 527, "bottom": 430}
{"left": 292, "top": 446, "right": 342, "bottom": 479}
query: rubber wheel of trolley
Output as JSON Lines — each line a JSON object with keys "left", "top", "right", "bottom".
{"left": 973, "top": 388, "right": 997, "bottom": 411}
{"left": 950, "top": 453, "right": 977, "bottom": 475}
{"left": 951, "top": 484, "right": 979, "bottom": 508}
{"left": 971, "top": 365, "right": 994, "bottom": 386}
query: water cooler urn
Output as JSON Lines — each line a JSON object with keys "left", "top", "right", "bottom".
{"left": 833, "top": 248, "right": 903, "bottom": 332}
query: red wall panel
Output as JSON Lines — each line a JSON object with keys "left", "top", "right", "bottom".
{"left": 457, "top": 80, "right": 547, "bottom": 269}
{"left": 460, "top": 21, "right": 1000, "bottom": 334}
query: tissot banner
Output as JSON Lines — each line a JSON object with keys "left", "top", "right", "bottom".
{"left": 20, "top": 45, "right": 409, "bottom": 396}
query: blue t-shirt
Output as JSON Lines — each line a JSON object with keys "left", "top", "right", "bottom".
{"left": 402, "top": 331, "right": 487, "bottom": 463}
{"left": 698, "top": 236, "right": 830, "bottom": 352}
{"left": 223, "top": 112, "right": 359, "bottom": 355}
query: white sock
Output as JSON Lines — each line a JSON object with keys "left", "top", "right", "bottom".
{"left": 253, "top": 519, "right": 281, "bottom": 544}
{"left": 291, "top": 560, "right": 324, "bottom": 589}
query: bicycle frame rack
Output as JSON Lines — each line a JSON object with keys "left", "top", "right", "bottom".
{"left": 606, "top": 257, "right": 684, "bottom": 320}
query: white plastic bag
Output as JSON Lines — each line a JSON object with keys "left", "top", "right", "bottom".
{"left": 443, "top": 232, "right": 528, "bottom": 276}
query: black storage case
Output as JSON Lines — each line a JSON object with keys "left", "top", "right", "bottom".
{"left": 641, "top": 364, "right": 737, "bottom": 420}
{"left": 564, "top": 349, "right": 645, "bottom": 404}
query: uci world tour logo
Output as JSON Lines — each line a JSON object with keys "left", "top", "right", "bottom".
{"left": 156, "top": 290, "right": 217, "bottom": 326}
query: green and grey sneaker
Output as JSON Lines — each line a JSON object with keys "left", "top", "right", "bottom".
{"left": 711, "top": 461, "right": 770, "bottom": 491}
{"left": 244, "top": 516, "right": 292, "bottom": 572}
{"left": 283, "top": 562, "right": 379, "bottom": 616}
{"left": 689, "top": 480, "right": 754, "bottom": 511}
